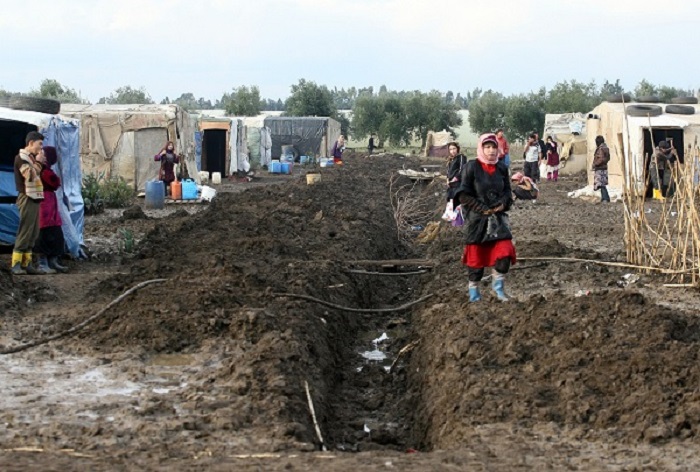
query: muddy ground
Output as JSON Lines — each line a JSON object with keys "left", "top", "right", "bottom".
{"left": 3, "top": 154, "right": 700, "bottom": 470}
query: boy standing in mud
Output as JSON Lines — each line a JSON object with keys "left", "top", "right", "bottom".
{"left": 12, "top": 131, "right": 47, "bottom": 275}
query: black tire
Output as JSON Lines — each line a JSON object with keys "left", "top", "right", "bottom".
{"left": 8, "top": 96, "right": 61, "bottom": 115}
{"left": 607, "top": 93, "right": 632, "bottom": 103}
{"left": 665, "top": 104, "right": 695, "bottom": 115}
{"left": 671, "top": 96, "right": 698, "bottom": 104}
{"left": 626, "top": 105, "right": 663, "bottom": 117}
{"left": 636, "top": 95, "right": 661, "bottom": 103}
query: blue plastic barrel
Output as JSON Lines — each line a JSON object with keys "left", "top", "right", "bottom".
{"left": 145, "top": 180, "right": 165, "bottom": 209}
{"left": 270, "top": 161, "right": 281, "bottom": 173}
{"left": 280, "top": 162, "right": 291, "bottom": 174}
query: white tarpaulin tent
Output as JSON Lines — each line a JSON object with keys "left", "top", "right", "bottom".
{"left": 543, "top": 112, "right": 588, "bottom": 174}
{"left": 61, "top": 104, "right": 198, "bottom": 191}
{"left": 586, "top": 102, "right": 700, "bottom": 192}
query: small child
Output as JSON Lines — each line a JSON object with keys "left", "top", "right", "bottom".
{"left": 511, "top": 172, "right": 539, "bottom": 201}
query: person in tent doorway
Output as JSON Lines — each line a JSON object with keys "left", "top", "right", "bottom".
{"left": 649, "top": 139, "right": 674, "bottom": 199}
{"left": 155, "top": 141, "right": 179, "bottom": 196}
{"left": 12, "top": 131, "right": 48, "bottom": 275}
{"left": 331, "top": 135, "right": 346, "bottom": 164}
{"left": 454, "top": 133, "right": 516, "bottom": 302}
{"left": 592, "top": 135, "right": 611, "bottom": 202}
{"left": 545, "top": 136, "right": 560, "bottom": 181}
{"left": 34, "top": 146, "right": 68, "bottom": 273}
{"left": 368, "top": 133, "right": 377, "bottom": 155}
{"left": 495, "top": 129, "right": 510, "bottom": 168}
{"left": 511, "top": 172, "right": 539, "bottom": 201}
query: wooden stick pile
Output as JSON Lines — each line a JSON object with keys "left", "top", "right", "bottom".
{"left": 620, "top": 117, "right": 700, "bottom": 285}
{"left": 389, "top": 172, "right": 442, "bottom": 244}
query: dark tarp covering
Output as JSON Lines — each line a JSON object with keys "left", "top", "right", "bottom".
{"left": 263, "top": 117, "right": 337, "bottom": 159}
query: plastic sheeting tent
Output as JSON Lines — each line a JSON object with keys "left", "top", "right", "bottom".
{"left": 542, "top": 112, "right": 589, "bottom": 175}
{"left": 263, "top": 116, "right": 341, "bottom": 160}
{"left": 61, "top": 104, "right": 198, "bottom": 191}
{"left": 424, "top": 130, "right": 454, "bottom": 157}
{"left": 0, "top": 107, "right": 84, "bottom": 257}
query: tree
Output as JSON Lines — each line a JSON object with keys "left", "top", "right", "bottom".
{"left": 504, "top": 89, "right": 546, "bottom": 141}
{"left": 29, "top": 78, "right": 87, "bottom": 103}
{"left": 468, "top": 90, "right": 506, "bottom": 135}
{"left": 221, "top": 86, "right": 261, "bottom": 116}
{"left": 545, "top": 80, "right": 599, "bottom": 114}
{"left": 98, "top": 85, "right": 153, "bottom": 104}
{"left": 634, "top": 79, "right": 657, "bottom": 98}
{"left": 285, "top": 79, "right": 337, "bottom": 117}
{"left": 600, "top": 79, "right": 624, "bottom": 98}
{"left": 170, "top": 92, "right": 198, "bottom": 110}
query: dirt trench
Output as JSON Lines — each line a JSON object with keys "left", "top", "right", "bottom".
{"left": 7, "top": 159, "right": 700, "bottom": 470}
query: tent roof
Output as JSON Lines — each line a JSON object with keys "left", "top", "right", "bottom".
{"left": 0, "top": 106, "right": 78, "bottom": 128}
{"left": 593, "top": 102, "right": 700, "bottom": 127}
{"left": 61, "top": 103, "right": 182, "bottom": 117}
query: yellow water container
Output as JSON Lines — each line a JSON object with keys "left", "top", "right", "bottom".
{"left": 306, "top": 173, "right": 321, "bottom": 185}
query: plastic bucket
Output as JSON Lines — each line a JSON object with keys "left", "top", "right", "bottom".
{"left": 211, "top": 172, "right": 222, "bottom": 185}
{"left": 280, "top": 162, "right": 291, "bottom": 174}
{"left": 201, "top": 185, "right": 217, "bottom": 201}
{"left": 270, "top": 161, "right": 281, "bottom": 173}
{"left": 306, "top": 173, "right": 321, "bottom": 185}
{"left": 198, "top": 171, "right": 209, "bottom": 183}
{"left": 300, "top": 155, "right": 309, "bottom": 165}
{"left": 145, "top": 180, "right": 165, "bottom": 209}
{"left": 170, "top": 180, "right": 182, "bottom": 200}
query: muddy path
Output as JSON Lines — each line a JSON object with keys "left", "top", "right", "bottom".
{"left": 3, "top": 155, "right": 700, "bottom": 470}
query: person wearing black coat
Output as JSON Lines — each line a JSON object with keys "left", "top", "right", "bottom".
{"left": 446, "top": 141, "right": 467, "bottom": 205}
{"left": 454, "top": 133, "right": 516, "bottom": 302}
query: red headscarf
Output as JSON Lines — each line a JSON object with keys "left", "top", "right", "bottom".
{"left": 476, "top": 133, "right": 499, "bottom": 165}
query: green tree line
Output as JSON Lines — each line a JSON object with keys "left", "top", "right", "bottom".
{"left": 2, "top": 78, "right": 695, "bottom": 144}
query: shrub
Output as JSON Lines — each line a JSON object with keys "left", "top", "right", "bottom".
{"left": 82, "top": 173, "right": 134, "bottom": 214}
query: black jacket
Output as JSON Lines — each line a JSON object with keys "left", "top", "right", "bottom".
{"left": 446, "top": 154, "right": 466, "bottom": 202}
{"left": 455, "top": 160, "right": 513, "bottom": 244}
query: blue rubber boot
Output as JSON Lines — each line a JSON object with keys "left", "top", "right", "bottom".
{"left": 469, "top": 286, "right": 482, "bottom": 302}
{"left": 492, "top": 277, "right": 509, "bottom": 302}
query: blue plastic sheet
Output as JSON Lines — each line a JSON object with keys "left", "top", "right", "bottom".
{"left": 0, "top": 165, "right": 19, "bottom": 245}
{"left": 41, "top": 117, "right": 83, "bottom": 257}
{"left": 195, "top": 131, "right": 203, "bottom": 171}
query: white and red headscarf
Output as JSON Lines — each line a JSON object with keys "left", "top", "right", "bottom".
{"left": 476, "top": 133, "right": 499, "bottom": 165}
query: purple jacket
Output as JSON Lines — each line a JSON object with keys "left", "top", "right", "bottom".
{"left": 331, "top": 141, "right": 344, "bottom": 159}
{"left": 39, "top": 166, "right": 62, "bottom": 229}
{"left": 155, "top": 152, "right": 180, "bottom": 181}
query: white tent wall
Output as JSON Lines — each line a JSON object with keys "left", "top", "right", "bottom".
{"left": 260, "top": 127, "right": 272, "bottom": 167}
{"left": 229, "top": 119, "right": 239, "bottom": 175}
{"left": 135, "top": 128, "right": 169, "bottom": 190}
{"left": 586, "top": 102, "right": 700, "bottom": 193}
{"left": 111, "top": 131, "right": 135, "bottom": 188}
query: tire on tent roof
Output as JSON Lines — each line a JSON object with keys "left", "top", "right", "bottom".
{"left": 8, "top": 96, "right": 61, "bottom": 115}
{"left": 606, "top": 93, "right": 632, "bottom": 103}
{"left": 671, "top": 96, "right": 699, "bottom": 104}
{"left": 665, "top": 104, "right": 695, "bottom": 115}
{"left": 635, "top": 95, "right": 662, "bottom": 103}
{"left": 626, "top": 105, "right": 662, "bottom": 117}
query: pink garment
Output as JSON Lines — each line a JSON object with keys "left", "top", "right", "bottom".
{"left": 496, "top": 135, "right": 509, "bottom": 159}
{"left": 476, "top": 133, "right": 500, "bottom": 165}
{"left": 39, "top": 166, "right": 63, "bottom": 229}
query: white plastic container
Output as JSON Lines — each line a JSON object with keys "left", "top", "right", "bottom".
{"left": 201, "top": 185, "right": 217, "bottom": 201}
{"left": 211, "top": 172, "right": 222, "bottom": 185}
{"left": 199, "top": 171, "right": 209, "bottom": 184}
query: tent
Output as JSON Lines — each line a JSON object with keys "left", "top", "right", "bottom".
{"left": 61, "top": 104, "right": 198, "bottom": 191}
{"left": 263, "top": 116, "right": 340, "bottom": 161}
{"left": 0, "top": 106, "right": 84, "bottom": 257}
{"left": 542, "top": 112, "right": 588, "bottom": 174}
{"left": 586, "top": 102, "right": 700, "bottom": 192}
{"left": 424, "top": 130, "right": 454, "bottom": 157}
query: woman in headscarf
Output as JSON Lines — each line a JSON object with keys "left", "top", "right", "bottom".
{"left": 34, "top": 146, "right": 68, "bottom": 273}
{"left": 545, "top": 136, "right": 560, "bottom": 181}
{"left": 446, "top": 141, "right": 466, "bottom": 205}
{"left": 154, "top": 141, "right": 180, "bottom": 195}
{"left": 331, "top": 135, "right": 346, "bottom": 165}
{"left": 454, "top": 133, "right": 516, "bottom": 302}
{"left": 511, "top": 172, "right": 539, "bottom": 201}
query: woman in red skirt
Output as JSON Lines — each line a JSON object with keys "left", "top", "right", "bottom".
{"left": 455, "top": 133, "right": 516, "bottom": 302}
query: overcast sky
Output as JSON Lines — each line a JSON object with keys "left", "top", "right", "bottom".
{"left": 1, "top": 0, "right": 698, "bottom": 104}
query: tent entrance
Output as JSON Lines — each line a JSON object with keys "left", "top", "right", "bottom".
{"left": 0, "top": 120, "right": 38, "bottom": 169}
{"left": 642, "top": 127, "right": 684, "bottom": 197}
{"left": 202, "top": 129, "right": 227, "bottom": 176}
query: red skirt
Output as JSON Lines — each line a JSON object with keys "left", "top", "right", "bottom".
{"left": 462, "top": 240, "right": 517, "bottom": 268}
